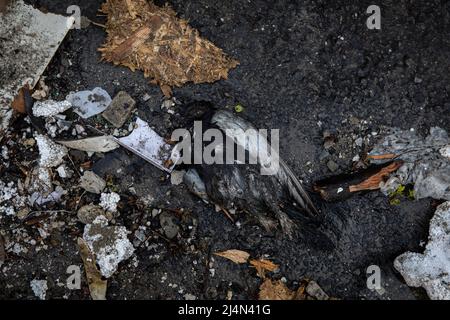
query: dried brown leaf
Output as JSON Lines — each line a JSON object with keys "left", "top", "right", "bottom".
{"left": 258, "top": 279, "right": 295, "bottom": 300}
{"left": 11, "top": 86, "right": 27, "bottom": 114}
{"left": 99, "top": 0, "right": 238, "bottom": 89}
{"left": 77, "top": 237, "right": 107, "bottom": 300}
{"left": 367, "top": 153, "right": 397, "bottom": 160}
{"left": 214, "top": 249, "right": 250, "bottom": 264}
{"left": 249, "top": 259, "right": 279, "bottom": 278}
{"left": 349, "top": 161, "right": 403, "bottom": 192}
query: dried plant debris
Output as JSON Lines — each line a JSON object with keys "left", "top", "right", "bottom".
{"left": 369, "top": 127, "right": 450, "bottom": 201}
{"left": 57, "top": 136, "right": 119, "bottom": 153}
{"left": 394, "top": 202, "right": 450, "bottom": 300}
{"left": 83, "top": 215, "right": 134, "bottom": 278}
{"left": 0, "top": 0, "right": 73, "bottom": 131}
{"left": 214, "top": 249, "right": 250, "bottom": 264}
{"left": 258, "top": 279, "right": 296, "bottom": 300}
{"left": 98, "top": 0, "right": 238, "bottom": 89}
{"left": 32, "top": 100, "right": 71, "bottom": 118}
{"left": 249, "top": 259, "right": 279, "bottom": 278}
{"left": 314, "top": 161, "right": 403, "bottom": 202}
{"left": 258, "top": 279, "right": 330, "bottom": 300}
{"left": 78, "top": 238, "right": 107, "bottom": 300}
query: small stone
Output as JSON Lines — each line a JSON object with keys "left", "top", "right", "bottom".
{"left": 159, "top": 212, "right": 179, "bottom": 239}
{"left": 79, "top": 171, "right": 106, "bottom": 194}
{"left": 354, "top": 137, "right": 363, "bottom": 147}
{"left": 102, "top": 91, "right": 136, "bottom": 128}
{"left": 184, "top": 293, "right": 196, "bottom": 300}
{"left": 77, "top": 204, "right": 108, "bottom": 224}
{"left": 151, "top": 209, "right": 159, "bottom": 218}
{"left": 327, "top": 160, "right": 339, "bottom": 172}
{"left": 30, "top": 279, "right": 48, "bottom": 300}
{"left": 170, "top": 170, "right": 185, "bottom": 185}
{"left": 306, "top": 281, "right": 329, "bottom": 300}
{"left": 56, "top": 165, "right": 72, "bottom": 179}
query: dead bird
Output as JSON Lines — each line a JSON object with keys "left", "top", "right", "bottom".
{"left": 179, "top": 102, "right": 332, "bottom": 247}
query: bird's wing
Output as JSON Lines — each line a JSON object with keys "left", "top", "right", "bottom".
{"left": 211, "top": 110, "right": 318, "bottom": 215}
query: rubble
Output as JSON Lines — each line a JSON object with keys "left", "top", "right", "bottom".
{"left": 77, "top": 204, "right": 110, "bottom": 225}
{"left": 66, "top": 87, "right": 112, "bottom": 119}
{"left": 117, "top": 117, "right": 181, "bottom": 172}
{"left": 79, "top": 171, "right": 106, "bottom": 194}
{"left": 170, "top": 170, "right": 185, "bottom": 186}
{"left": 99, "top": 192, "right": 121, "bottom": 213}
{"left": 370, "top": 127, "right": 450, "bottom": 201}
{"left": 159, "top": 212, "right": 179, "bottom": 239}
{"left": 30, "top": 279, "right": 48, "bottom": 300}
{"left": 32, "top": 100, "right": 71, "bottom": 117}
{"left": 0, "top": 0, "right": 74, "bottom": 131}
{"left": 394, "top": 201, "right": 450, "bottom": 300}
{"left": 83, "top": 215, "right": 135, "bottom": 278}
{"left": 102, "top": 91, "right": 136, "bottom": 128}
{"left": 35, "top": 135, "right": 67, "bottom": 168}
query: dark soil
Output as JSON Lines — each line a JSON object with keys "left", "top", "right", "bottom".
{"left": 1, "top": 0, "right": 449, "bottom": 299}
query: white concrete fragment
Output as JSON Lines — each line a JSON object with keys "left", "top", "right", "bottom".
{"left": 33, "top": 100, "right": 72, "bottom": 117}
{"left": 35, "top": 135, "right": 68, "bottom": 168}
{"left": 30, "top": 279, "right": 48, "bottom": 300}
{"left": 66, "top": 87, "right": 112, "bottom": 118}
{"left": 394, "top": 201, "right": 450, "bottom": 300}
{"left": 100, "top": 192, "right": 120, "bottom": 212}
{"left": 83, "top": 216, "right": 134, "bottom": 278}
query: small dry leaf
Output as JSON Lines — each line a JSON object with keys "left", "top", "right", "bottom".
{"left": 77, "top": 237, "right": 107, "bottom": 300}
{"left": 258, "top": 279, "right": 295, "bottom": 300}
{"left": 349, "top": 161, "right": 403, "bottom": 192}
{"left": 214, "top": 249, "right": 250, "bottom": 264}
{"left": 249, "top": 259, "right": 279, "bottom": 278}
{"left": 11, "top": 86, "right": 27, "bottom": 114}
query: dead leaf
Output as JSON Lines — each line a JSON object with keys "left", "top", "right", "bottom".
{"left": 57, "top": 136, "right": 119, "bottom": 153}
{"left": 214, "top": 249, "right": 250, "bottom": 264}
{"left": 11, "top": 86, "right": 27, "bottom": 114}
{"left": 0, "top": 234, "right": 5, "bottom": 267}
{"left": 367, "top": 153, "right": 397, "bottom": 160}
{"left": 160, "top": 84, "right": 173, "bottom": 98}
{"left": 249, "top": 259, "right": 279, "bottom": 278}
{"left": 258, "top": 279, "right": 295, "bottom": 300}
{"left": 77, "top": 237, "right": 107, "bottom": 300}
{"left": 314, "top": 161, "right": 403, "bottom": 202}
{"left": 99, "top": 0, "right": 238, "bottom": 89}
{"left": 349, "top": 161, "right": 403, "bottom": 192}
